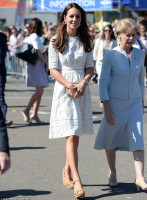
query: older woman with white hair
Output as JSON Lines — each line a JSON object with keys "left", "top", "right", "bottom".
{"left": 94, "top": 18, "right": 147, "bottom": 191}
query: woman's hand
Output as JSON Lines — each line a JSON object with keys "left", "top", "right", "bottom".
{"left": 68, "top": 85, "right": 78, "bottom": 98}
{"left": 74, "top": 80, "right": 87, "bottom": 98}
{"left": 103, "top": 101, "right": 115, "bottom": 125}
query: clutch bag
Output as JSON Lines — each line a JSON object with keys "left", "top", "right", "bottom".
{"left": 15, "top": 43, "right": 38, "bottom": 65}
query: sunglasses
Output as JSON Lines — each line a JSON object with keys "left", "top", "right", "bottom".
{"left": 104, "top": 30, "right": 111, "bottom": 32}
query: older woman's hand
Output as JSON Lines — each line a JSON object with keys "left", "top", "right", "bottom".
{"left": 103, "top": 101, "right": 115, "bottom": 125}
{"left": 104, "top": 107, "right": 115, "bottom": 125}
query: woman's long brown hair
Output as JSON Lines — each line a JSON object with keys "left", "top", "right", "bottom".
{"left": 52, "top": 3, "right": 92, "bottom": 53}
{"left": 101, "top": 24, "right": 116, "bottom": 40}
{"left": 28, "top": 18, "right": 43, "bottom": 36}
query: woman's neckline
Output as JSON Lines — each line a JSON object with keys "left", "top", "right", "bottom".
{"left": 68, "top": 35, "right": 79, "bottom": 37}
{"left": 119, "top": 45, "right": 133, "bottom": 54}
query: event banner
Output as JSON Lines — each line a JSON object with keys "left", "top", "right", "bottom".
{"left": 32, "top": 0, "right": 113, "bottom": 12}
{"left": 130, "top": 0, "right": 147, "bottom": 9}
{"left": 0, "top": 0, "right": 32, "bottom": 8}
{"left": 15, "top": 0, "right": 26, "bottom": 27}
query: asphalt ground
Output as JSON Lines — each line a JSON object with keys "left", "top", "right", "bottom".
{"left": 0, "top": 77, "right": 147, "bottom": 200}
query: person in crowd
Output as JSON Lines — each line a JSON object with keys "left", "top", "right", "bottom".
{"left": 17, "top": 29, "right": 26, "bottom": 45}
{"left": 9, "top": 27, "right": 19, "bottom": 56}
{"left": 135, "top": 25, "right": 147, "bottom": 48}
{"left": 48, "top": 3, "right": 94, "bottom": 198}
{"left": 138, "top": 25, "right": 147, "bottom": 47}
{"left": 112, "top": 18, "right": 119, "bottom": 32}
{"left": 137, "top": 17, "right": 147, "bottom": 29}
{"left": 22, "top": 18, "right": 48, "bottom": 124}
{"left": 2, "top": 27, "right": 11, "bottom": 49}
{"left": 9, "top": 27, "right": 21, "bottom": 78}
{"left": 137, "top": 16, "right": 144, "bottom": 26}
{"left": 23, "top": 24, "right": 29, "bottom": 36}
{"left": 93, "top": 24, "right": 117, "bottom": 84}
{"left": 94, "top": 29, "right": 100, "bottom": 40}
{"left": 133, "top": 25, "right": 147, "bottom": 78}
{"left": 0, "top": 31, "right": 13, "bottom": 126}
{"left": 0, "top": 108, "right": 10, "bottom": 175}
{"left": 88, "top": 26, "right": 95, "bottom": 41}
{"left": 94, "top": 18, "right": 147, "bottom": 191}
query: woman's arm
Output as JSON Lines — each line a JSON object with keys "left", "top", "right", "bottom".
{"left": 76, "top": 46, "right": 94, "bottom": 96}
{"left": 76, "top": 67, "right": 94, "bottom": 97}
{"left": 37, "top": 49, "right": 48, "bottom": 66}
{"left": 48, "top": 38, "right": 76, "bottom": 97}
{"left": 99, "top": 52, "right": 114, "bottom": 125}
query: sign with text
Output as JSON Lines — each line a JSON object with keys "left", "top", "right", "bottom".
{"left": 32, "top": 0, "right": 113, "bottom": 12}
{"left": 130, "top": 0, "right": 147, "bottom": 9}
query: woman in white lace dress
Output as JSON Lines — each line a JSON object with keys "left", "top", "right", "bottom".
{"left": 48, "top": 3, "right": 94, "bottom": 199}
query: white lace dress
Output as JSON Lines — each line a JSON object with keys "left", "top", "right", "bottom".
{"left": 48, "top": 36, "right": 94, "bottom": 139}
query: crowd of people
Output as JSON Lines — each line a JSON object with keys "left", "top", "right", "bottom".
{"left": 1, "top": 13, "right": 147, "bottom": 81}
{"left": 1, "top": 2, "right": 147, "bottom": 199}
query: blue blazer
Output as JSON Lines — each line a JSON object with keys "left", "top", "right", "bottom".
{"left": 99, "top": 46, "right": 145, "bottom": 102}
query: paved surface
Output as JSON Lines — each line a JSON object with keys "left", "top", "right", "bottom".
{"left": 0, "top": 77, "right": 147, "bottom": 200}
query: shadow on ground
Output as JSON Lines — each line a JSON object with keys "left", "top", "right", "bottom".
{"left": 0, "top": 189, "right": 51, "bottom": 199}
{"left": 8, "top": 105, "right": 46, "bottom": 108}
{"left": 10, "top": 146, "right": 46, "bottom": 151}
{"left": 82, "top": 182, "right": 147, "bottom": 199}
{"left": 7, "top": 122, "right": 49, "bottom": 129}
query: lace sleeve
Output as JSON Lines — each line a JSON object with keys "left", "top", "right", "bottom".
{"left": 48, "top": 39, "right": 59, "bottom": 69}
{"left": 85, "top": 49, "right": 94, "bottom": 69}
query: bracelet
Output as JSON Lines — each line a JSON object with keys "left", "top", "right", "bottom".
{"left": 84, "top": 78, "right": 89, "bottom": 85}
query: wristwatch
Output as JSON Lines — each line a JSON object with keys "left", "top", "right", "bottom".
{"left": 84, "top": 78, "right": 89, "bottom": 85}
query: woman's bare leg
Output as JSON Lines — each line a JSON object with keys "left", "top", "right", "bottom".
{"left": 105, "top": 149, "right": 117, "bottom": 183}
{"left": 32, "top": 87, "right": 43, "bottom": 117}
{"left": 65, "top": 136, "right": 82, "bottom": 190}
{"left": 64, "top": 137, "right": 79, "bottom": 181}
{"left": 24, "top": 86, "right": 43, "bottom": 118}
{"left": 133, "top": 150, "right": 147, "bottom": 187}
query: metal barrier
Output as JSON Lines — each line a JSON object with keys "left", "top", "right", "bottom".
{"left": 5, "top": 51, "right": 25, "bottom": 77}
{"left": 5, "top": 51, "right": 55, "bottom": 82}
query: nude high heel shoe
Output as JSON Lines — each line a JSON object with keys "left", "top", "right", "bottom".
{"left": 135, "top": 179, "right": 147, "bottom": 191}
{"left": 22, "top": 111, "right": 32, "bottom": 124}
{"left": 62, "top": 168, "right": 73, "bottom": 189}
{"left": 108, "top": 170, "right": 118, "bottom": 187}
{"left": 108, "top": 178, "right": 118, "bottom": 187}
{"left": 73, "top": 179, "right": 85, "bottom": 199}
{"left": 30, "top": 115, "right": 45, "bottom": 124}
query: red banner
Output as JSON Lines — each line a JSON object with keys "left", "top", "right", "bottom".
{"left": 0, "top": 0, "right": 18, "bottom": 7}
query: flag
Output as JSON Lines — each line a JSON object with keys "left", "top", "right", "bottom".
{"left": 15, "top": 0, "right": 26, "bottom": 28}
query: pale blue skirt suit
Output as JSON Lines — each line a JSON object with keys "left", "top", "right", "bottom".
{"left": 94, "top": 46, "right": 145, "bottom": 151}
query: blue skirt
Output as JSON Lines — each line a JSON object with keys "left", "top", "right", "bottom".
{"left": 94, "top": 98, "right": 144, "bottom": 152}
